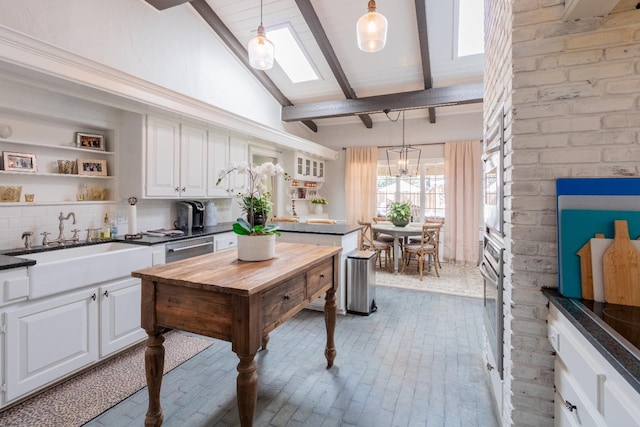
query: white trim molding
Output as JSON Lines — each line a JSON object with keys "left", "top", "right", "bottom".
{"left": 0, "top": 25, "right": 338, "bottom": 160}
{"left": 562, "top": 0, "right": 621, "bottom": 21}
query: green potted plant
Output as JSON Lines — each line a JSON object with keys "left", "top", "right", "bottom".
{"left": 388, "top": 201, "right": 412, "bottom": 227}
{"left": 309, "top": 196, "right": 327, "bottom": 214}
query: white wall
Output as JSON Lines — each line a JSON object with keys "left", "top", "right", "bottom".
{"left": 0, "top": 0, "right": 314, "bottom": 143}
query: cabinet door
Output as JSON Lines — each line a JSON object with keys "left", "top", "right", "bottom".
{"left": 317, "top": 159, "right": 325, "bottom": 181}
{"left": 304, "top": 157, "right": 312, "bottom": 178}
{"left": 295, "top": 153, "right": 305, "bottom": 179}
{"left": 228, "top": 137, "right": 248, "bottom": 195}
{"left": 99, "top": 278, "right": 146, "bottom": 357}
{"left": 180, "top": 124, "right": 207, "bottom": 197}
{"left": 207, "top": 131, "right": 231, "bottom": 197}
{"left": 146, "top": 116, "right": 180, "bottom": 197}
{"left": 5, "top": 289, "right": 99, "bottom": 402}
{"left": 312, "top": 159, "right": 318, "bottom": 178}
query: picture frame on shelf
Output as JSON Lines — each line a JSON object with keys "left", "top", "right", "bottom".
{"left": 2, "top": 151, "right": 37, "bottom": 173}
{"left": 77, "top": 158, "right": 107, "bottom": 176}
{"left": 76, "top": 132, "right": 105, "bottom": 151}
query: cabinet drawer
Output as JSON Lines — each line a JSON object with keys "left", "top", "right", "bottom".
{"left": 603, "top": 378, "right": 640, "bottom": 427}
{"left": 214, "top": 233, "right": 237, "bottom": 251}
{"left": 550, "top": 317, "right": 605, "bottom": 410}
{"left": 262, "top": 275, "right": 305, "bottom": 327}
{"left": 555, "top": 359, "right": 605, "bottom": 427}
{"left": 0, "top": 267, "right": 29, "bottom": 306}
{"left": 306, "top": 260, "right": 333, "bottom": 299}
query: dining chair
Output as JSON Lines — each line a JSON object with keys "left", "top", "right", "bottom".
{"left": 371, "top": 216, "right": 395, "bottom": 245}
{"left": 306, "top": 219, "right": 337, "bottom": 224}
{"left": 401, "top": 224, "right": 441, "bottom": 280}
{"left": 409, "top": 218, "right": 444, "bottom": 268}
{"left": 357, "top": 220, "right": 392, "bottom": 270}
{"left": 271, "top": 216, "right": 299, "bottom": 222}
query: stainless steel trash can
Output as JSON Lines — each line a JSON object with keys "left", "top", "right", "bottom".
{"left": 347, "top": 250, "right": 377, "bottom": 315}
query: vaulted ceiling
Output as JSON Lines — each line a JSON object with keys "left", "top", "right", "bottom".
{"left": 145, "top": 0, "right": 485, "bottom": 132}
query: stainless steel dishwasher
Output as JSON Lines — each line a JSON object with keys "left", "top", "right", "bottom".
{"left": 165, "top": 235, "right": 214, "bottom": 263}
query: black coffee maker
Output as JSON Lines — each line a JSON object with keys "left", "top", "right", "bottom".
{"left": 176, "top": 201, "right": 205, "bottom": 231}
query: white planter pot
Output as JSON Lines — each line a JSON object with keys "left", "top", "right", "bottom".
{"left": 237, "top": 234, "right": 276, "bottom": 261}
{"left": 313, "top": 204, "right": 323, "bottom": 215}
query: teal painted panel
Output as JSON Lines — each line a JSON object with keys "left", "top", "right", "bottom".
{"left": 559, "top": 210, "right": 640, "bottom": 298}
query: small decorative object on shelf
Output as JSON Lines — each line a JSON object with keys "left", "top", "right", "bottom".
{"left": 57, "top": 159, "right": 76, "bottom": 174}
{"left": 0, "top": 186, "right": 22, "bottom": 202}
{"left": 2, "top": 151, "right": 37, "bottom": 173}
{"left": 310, "top": 197, "right": 327, "bottom": 215}
{"left": 24, "top": 193, "right": 34, "bottom": 202}
{"left": 76, "top": 132, "right": 105, "bottom": 151}
{"left": 77, "top": 158, "right": 107, "bottom": 176}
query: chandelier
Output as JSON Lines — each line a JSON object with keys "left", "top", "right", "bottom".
{"left": 386, "top": 110, "right": 421, "bottom": 177}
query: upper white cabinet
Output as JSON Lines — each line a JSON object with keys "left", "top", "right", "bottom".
{"left": 145, "top": 116, "right": 207, "bottom": 198}
{"left": 207, "top": 130, "right": 248, "bottom": 197}
{"left": 293, "top": 152, "right": 325, "bottom": 182}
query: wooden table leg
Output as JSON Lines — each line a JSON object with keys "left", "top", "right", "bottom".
{"left": 236, "top": 353, "right": 258, "bottom": 427}
{"left": 324, "top": 288, "right": 337, "bottom": 368}
{"left": 144, "top": 329, "right": 165, "bottom": 427}
{"left": 261, "top": 334, "right": 270, "bottom": 350}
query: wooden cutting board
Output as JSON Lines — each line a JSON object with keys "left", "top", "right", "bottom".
{"left": 577, "top": 233, "right": 604, "bottom": 300}
{"left": 602, "top": 220, "right": 640, "bottom": 306}
{"left": 591, "top": 237, "right": 640, "bottom": 302}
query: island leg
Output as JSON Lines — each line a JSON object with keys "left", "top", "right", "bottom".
{"left": 236, "top": 353, "right": 258, "bottom": 427}
{"left": 324, "top": 288, "right": 337, "bottom": 368}
{"left": 144, "top": 328, "right": 165, "bottom": 427}
{"left": 261, "top": 333, "right": 270, "bottom": 350}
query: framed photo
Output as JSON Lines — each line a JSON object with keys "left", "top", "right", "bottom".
{"left": 2, "top": 151, "right": 37, "bottom": 173}
{"left": 76, "top": 132, "right": 105, "bottom": 151}
{"left": 77, "top": 159, "right": 108, "bottom": 176}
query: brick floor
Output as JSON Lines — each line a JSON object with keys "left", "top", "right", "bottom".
{"left": 84, "top": 285, "right": 499, "bottom": 427}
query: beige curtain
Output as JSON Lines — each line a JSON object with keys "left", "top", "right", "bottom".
{"left": 345, "top": 147, "right": 378, "bottom": 224}
{"left": 444, "top": 141, "right": 482, "bottom": 264}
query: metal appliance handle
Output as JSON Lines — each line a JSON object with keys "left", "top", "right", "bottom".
{"left": 167, "top": 242, "right": 212, "bottom": 253}
{"left": 479, "top": 260, "right": 498, "bottom": 284}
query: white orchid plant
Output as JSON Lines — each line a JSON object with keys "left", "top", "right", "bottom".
{"left": 217, "top": 161, "right": 288, "bottom": 236}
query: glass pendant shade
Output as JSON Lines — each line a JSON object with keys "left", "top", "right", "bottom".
{"left": 356, "top": 0, "right": 388, "bottom": 53}
{"left": 248, "top": 25, "right": 275, "bottom": 70}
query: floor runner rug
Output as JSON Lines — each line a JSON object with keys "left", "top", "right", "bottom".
{"left": 0, "top": 331, "right": 213, "bottom": 427}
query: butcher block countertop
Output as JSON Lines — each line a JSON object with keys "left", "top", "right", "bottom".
{"left": 132, "top": 242, "right": 342, "bottom": 297}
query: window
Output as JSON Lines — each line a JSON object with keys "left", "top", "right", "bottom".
{"left": 423, "top": 163, "right": 445, "bottom": 219}
{"left": 376, "top": 161, "right": 446, "bottom": 220}
{"left": 268, "top": 24, "right": 319, "bottom": 83}
{"left": 456, "top": 0, "right": 484, "bottom": 57}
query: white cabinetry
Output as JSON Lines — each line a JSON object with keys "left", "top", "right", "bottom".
{"left": 4, "top": 288, "right": 99, "bottom": 402}
{"left": 207, "top": 130, "right": 248, "bottom": 197}
{"left": 99, "top": 278, "right": 146, "bottom": 357}
{"left": 548, "top": 304, "right": 640, "bottom": 427}
{"left": 145, "top": 116, "right": 207, "bottom": 198}
{"left": 214, "top": 232, "right": 237, "bottom": 252}
{"left": 293, "top": 152, "right": 325, "bottom": 182}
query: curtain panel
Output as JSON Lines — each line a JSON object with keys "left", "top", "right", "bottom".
{"left": 345, "top": 147, "right": 378, "bottom": 225}
{"left": 444, "top": 141, "right": 482, "bottom": 265}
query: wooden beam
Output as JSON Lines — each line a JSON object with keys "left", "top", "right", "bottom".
{"left": 295, "top": 0, "right": 372, "bottom": 129}
{"left": 189, "top": 0, "right": 318, "bottom": 132}
{"left": 281, "top": 83, "right": 483, "bottom": 122}
{"left": 415, "top": 0, "right": 436, "bottom": 123}
{"left": 144, "top": 0, "right": 191, "bottom": 10}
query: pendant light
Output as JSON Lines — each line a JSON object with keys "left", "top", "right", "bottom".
{"left": 386, "top": 111, "right": 421, "bottom": 177}
{"left": 248, "top": 0, "right": 275, "bottom": 70}
{"left": 356, "top": 0, "right": 388, "bottom": 53}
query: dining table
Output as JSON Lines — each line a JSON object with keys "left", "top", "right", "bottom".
{"left": 371, "top": 222, "right": 424, "bottom": 273}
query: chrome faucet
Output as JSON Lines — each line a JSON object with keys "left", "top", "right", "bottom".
{"left": 55, "top": 211, "right": 76, "bottom": 245}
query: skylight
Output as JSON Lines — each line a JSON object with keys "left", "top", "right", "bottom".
{"left": 268, "top": 25, "right": 319, "bottom": 84}
{"left": 457, "top": 0, "right": 485, "bottom": 57}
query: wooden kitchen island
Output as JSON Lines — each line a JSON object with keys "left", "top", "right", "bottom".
{"left": 132, "top": 242, "right": 342, "bottom": 427}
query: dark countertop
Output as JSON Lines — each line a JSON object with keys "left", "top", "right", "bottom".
{"left": 544, "top": 288, "right": 640, "bottom": 394}
{"left": 113, "top": 223, "right": 235, "bottom": 246}
{"left": 0, "top": 254, "right": 35, "bottom": 270}
{"left": 275, "top": 222, "right": 362, "bottom": 235}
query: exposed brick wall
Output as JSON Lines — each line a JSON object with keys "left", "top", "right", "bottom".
{"left": 487, "top": 0, "right": 640, "bottom": 425}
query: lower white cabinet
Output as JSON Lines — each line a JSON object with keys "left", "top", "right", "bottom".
{"left": 214, "top": 232, "right": 237, "bottom": 252}
{"left": 549, "top": 304, "right": 640, "bottom": 427}
{"left": 5, "top": 288, "right": 99, "bottom": 402}
{"left": 2, "top": 277, "right": 145, "bottom": 406}
{"left": 99, "top": 278, "right": 146, "bottom": 357}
